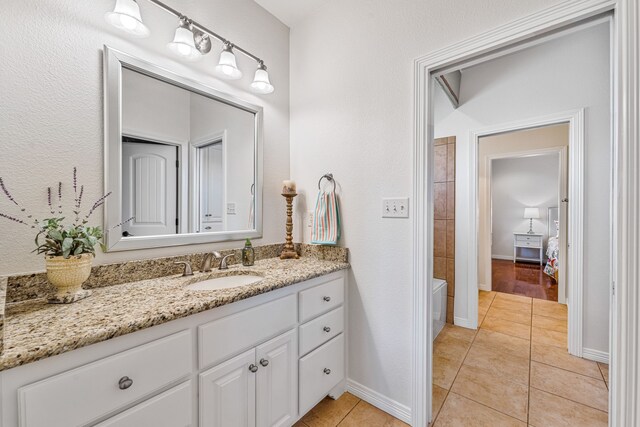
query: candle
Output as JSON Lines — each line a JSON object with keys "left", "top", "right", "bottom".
{"left": 282, "top": 180, "right": 296, "bottom": 194}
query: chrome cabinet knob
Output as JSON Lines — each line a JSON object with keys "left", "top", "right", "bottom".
{"left": 323, "top": 368, "right": 331, "bottom": 375}
{"left": 118, "top": 376, "right": 133, "bottom": 390}
{"left": 323, "top": 326, "right": 331, "bottom": 333}
{"left": 323, "top": 296, "right": 331, "bottom": 302}
{"left": 260, "top": 358, "right": 269, "bottom": 367}
{"left": 249, "top": 364, "right": 259, "bottom": 373}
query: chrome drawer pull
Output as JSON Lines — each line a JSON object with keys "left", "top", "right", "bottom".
{"left": 260, "top": 358, "right": 269, "bottom": 367}
{"left": 249, "top": 364, "right": 259, "bottom": 373}
{"left": 323, "top": 368, "right": 331, "bottom": 375}
{"left": 323, "top": 296, "right": 331, "bottom": 302}
{"left": 323, "top": 326, "right": 331, "bottom": 333}
{"left": 118, "top": 376, "right": 133, "bottom": 390}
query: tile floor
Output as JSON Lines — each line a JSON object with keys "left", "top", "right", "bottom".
{"left": 294, "top": 392, "right": 408, "bottom": 426}
{"left": 432, "top": 291, "right": 609, "bottom": 426}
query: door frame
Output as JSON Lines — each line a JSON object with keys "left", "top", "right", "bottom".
{"left": 411, "top": 1, "right": 638, "bottom": 426}
{"left": 470, "top": 111, "right": 582, "bottom": 357}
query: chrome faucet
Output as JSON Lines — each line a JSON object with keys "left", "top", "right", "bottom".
{"left": 201, "top": 251, "right": 222, "bottom": 273}
{"left": 219, "top": 254, "right": 235, "bottom": 270}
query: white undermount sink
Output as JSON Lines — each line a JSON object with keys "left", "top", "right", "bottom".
{"left": 185, "top": 274, "right": 263, "bottom": 291}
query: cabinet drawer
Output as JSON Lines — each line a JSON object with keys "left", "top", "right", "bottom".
{"left": 199, "top": 294, "right": 297, "bottom": 369}
{"left": 95, "top": 381, "right": 192, "bottom": 427}
{"left": 18, "top": 330, "right": 192, "bottom": 427}
{"left": 515, "top": 235, "right": 541, "bottom": 244}
{"left": 299, "top": 277, "right": 344, "bottom": 323}
{"left": 299, "top": 333, "right": 344, "bottom": 415}
{"left": 299, "top": 307, "right": 344, "bottom": 356}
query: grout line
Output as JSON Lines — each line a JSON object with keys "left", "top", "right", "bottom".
{"left": 528, "top": 385, "right": 609, "bottom": 414}
{"left": 531, "top": 358, "right": 606, "bottom": 380}
{"left": 334, "top": 398, "right": 362, "bottom": 426}
{"left": 597, "top": 363, "right": 610, "bottom": 391}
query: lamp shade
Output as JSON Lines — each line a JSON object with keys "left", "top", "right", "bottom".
{"left": 214, "top": 47, "right": 242, "bottom": 80}
{"left": 251, "top": 65, "right": 274, "bottom": 94}
{"left": 167, "top": 20, "right": 202, "bottom": 61}
{"left": 523, "top": 207, "right": 540, "bottom": 219}
{"left": 105, "top": 0, "right": 150, "bottom": 38}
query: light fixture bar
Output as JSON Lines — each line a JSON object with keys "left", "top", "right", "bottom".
{"left": 144, "top": 0, "right": 264, "bottom": 64}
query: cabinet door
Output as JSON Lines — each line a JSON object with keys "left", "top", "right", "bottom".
{"left": 256, "top": 329, "right": 297, "bottom": 427}
{"left": 200, "top": 348, "right": 256, "bottom": 427}
{"left": 95, "top": 381, "right": 192, "bottom": 427}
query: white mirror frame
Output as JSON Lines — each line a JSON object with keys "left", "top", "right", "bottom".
{"left": 103, "top": 45, "right": 263, "bottom": 252}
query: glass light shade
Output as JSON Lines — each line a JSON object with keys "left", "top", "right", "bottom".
{"left": 523, "top": 207, "right": 540, "bottom": 219}
{"left": 167, "top": 26, "right": 202, "bottom": 61}
{"left": 251, "top": 68, "right": 274, "bottom": 94}
{"left": 105, "top": 0, "right": 150, "bottom": 38}
{"left": 214, "top": 50, "right": 243, "bottom": 80}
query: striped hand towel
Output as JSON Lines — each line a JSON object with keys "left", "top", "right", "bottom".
{"left": 311, "top": 190, "right": 341, "bottom": 245}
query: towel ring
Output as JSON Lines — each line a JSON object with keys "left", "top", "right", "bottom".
{"left": 318, "top": 173, "right": 336, "bottom": 191}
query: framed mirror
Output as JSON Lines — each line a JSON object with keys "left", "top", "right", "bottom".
{"left": 104, "top": 46, "right": 263, "bottom": 251}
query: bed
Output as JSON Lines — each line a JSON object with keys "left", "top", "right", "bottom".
{"left": 544, "top": 208, "right": 560, "bottom": 281}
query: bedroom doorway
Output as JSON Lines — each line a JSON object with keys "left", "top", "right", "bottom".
{"left": 479, "top": 124, "right": 569, "bottom": 304}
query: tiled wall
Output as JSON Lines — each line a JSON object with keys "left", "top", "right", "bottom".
{"left": 434, "top": 136, "right": 455, "bottom": 323}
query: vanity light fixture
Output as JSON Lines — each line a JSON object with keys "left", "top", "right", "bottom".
{"left": 105, "top": 0, "right": 274, "bottom": 94}
{"left": 105, "top": 0, "right": 150, "bottom": 38}
{"left": 167, "top": 18, "right": 202, "bottom": 61}
{"left": 214, "top": 43, "right": 243, "bottom": 80}
{"left": 251, "top": 62, "right": 274, "bottom": 94}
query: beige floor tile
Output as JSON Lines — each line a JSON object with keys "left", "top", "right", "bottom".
{"left": 529, "top": 388, "right": 608, "bottom": 427}
{"left": 464, "top": 343, "right": 530, "bottom": 385}
{"left": 478, "top": 311, "right": 486, "bottom": 325}
{"left": 434, "top": 334, "right": 471, "bottom": 362}
{"left": 439, "top": 324, "right": 477, "bottom": 343}
{"left": 434, "top": 393, "right": 525, "bottom": 426}
{"left": 485, "top": 306, "right": 532, "bottom": 326}
{"left": 432, "top": 385, "right": 448, "bottom": 421}
{"left": 532, "top": 326, "right": 567, "bottom": 349}
{"left": 494, "top": 292, "right": 533, "bottom": 305}
{"left": 598, "top": 362, "right": 609, "bottom": 387}
{"left": 433, "top": 351, "right": 464, "bottom": 390}
{"left": 530, "top": 361, "right": 608, "bottom": 412}
{"left": 532, "top": 299, "right": 567, "bottom": 320}
{"left": 451, "top": 364, "right": 529, "bottom": 421}
{"left": 478, "top": 290, "right": 496, "bottom": 301}
{"left": 481, "top": 316, "right": 531, "bottom": 340}
{"left": 531, "top": 342, "right": 602, "bottom": 379}
{"left": 532, "top": 314, "right": 567, "bottom": 332}
{"left": 337, "top": 401, "right": 408, "bottom": 426}
{"left": 301, "top": 392, "right": 360, "bottom": 426}
{"left": 293, "top": 420, "right": 309, "bottom": 427}
{"left": 474, "top": 329, "right": 531, "bottom": 359}
{"left": 491, "top": 298, "right": 532, "bottom": 313}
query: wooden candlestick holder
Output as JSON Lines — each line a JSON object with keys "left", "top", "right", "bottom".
{"left": 280, "top": 193, "right": 300, "bottom": 259}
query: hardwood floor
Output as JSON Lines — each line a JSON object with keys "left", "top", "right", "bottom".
{"left": 491, "top": 259, "right": 557, "bottom": 301}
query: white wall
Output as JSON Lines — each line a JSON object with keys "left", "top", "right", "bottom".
{"left": 435, "top": 22, "right": 610, "bottom": 353}
{"left": 490, "top": 154, "right": 559, "bottom": 258}
{"left": 289, "top": 0, "right": 565, "bottom": 410}
{"left": 477, "top": 124, "right": 568, "bottom": 287}
{"left": 0, "top": 0, "right": 289, "bottom": 275}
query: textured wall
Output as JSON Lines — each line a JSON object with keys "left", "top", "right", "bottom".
{"left": 289, "top": 0, "right": 563, "bottom": 410}
{"left": 0, "top": 0, "right": 289, "bottom": 275}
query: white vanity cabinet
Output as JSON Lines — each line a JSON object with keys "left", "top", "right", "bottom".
{"left": 0, "top": 270, "right": 346, "bottom": 427}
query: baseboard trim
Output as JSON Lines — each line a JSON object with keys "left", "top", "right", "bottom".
{"left": 582, "top": 348, "right": 609, "bottom": 364}
{"left": 454, "top": 316, "right": 475, "bottom": 328}
{"left": 346, "top": 379, "right": 411, "bottom": 423}
{"left": 478, "top": 283, "right": 491, "bottom": 291}
{"left": 491, "top": 255, "right": 513, "bottom": 260}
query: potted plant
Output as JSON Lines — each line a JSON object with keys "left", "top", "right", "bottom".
{"left": 0, "top": 169, "right": 130, "bottom": 303}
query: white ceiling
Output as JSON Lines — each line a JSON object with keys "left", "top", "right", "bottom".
{"left": 253, "top": 0, "right": 325, "bottom": 27}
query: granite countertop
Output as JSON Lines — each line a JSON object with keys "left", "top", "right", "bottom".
{"left": 0, "top": 257, "right": 349, "bottom": 372}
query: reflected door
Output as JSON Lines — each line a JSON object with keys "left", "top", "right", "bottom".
{"left": 198, "top": 142, "right": 224, "bottom": 233}
{"left": 122, "top": 140, "right": 179, "bottom": 236}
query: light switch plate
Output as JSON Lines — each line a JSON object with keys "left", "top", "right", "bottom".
{"left": 382, "top": 197, "right": 410, "bottom": 218}
{"left": 226, "top": 203, "right": 236, "bottom": 215}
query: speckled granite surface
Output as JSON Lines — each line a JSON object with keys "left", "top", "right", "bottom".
{"left": 0, "top": 256, "right": 349, "bottom": 372}
{"left": 5, "top": 243, "right": 348, "bottom": 303}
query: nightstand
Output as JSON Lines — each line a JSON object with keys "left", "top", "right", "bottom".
{"left": 513, "top": 232, "right": 544, "bottom": 265}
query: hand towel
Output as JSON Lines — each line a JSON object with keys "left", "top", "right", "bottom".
{"left": 311, "top": 190, "right": 341, "bottom": 245}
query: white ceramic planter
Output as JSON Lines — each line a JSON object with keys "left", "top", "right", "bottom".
{"left": 46, "top": 253, "right": 93, "bottom": 303}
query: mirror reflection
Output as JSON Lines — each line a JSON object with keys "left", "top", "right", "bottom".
{"left": 120, "top": 68, "right": 256, "bottom": 238}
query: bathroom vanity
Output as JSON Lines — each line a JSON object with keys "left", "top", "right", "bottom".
{"left": 0, "top": 256, "right": 348, "bottom": 427}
